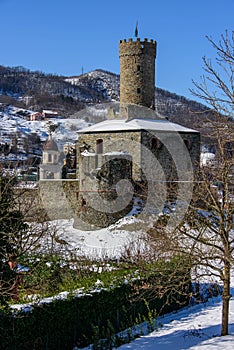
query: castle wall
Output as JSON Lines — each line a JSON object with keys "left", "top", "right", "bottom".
{"left": 140, "top": 130, "right": 200, "bottom": 208}
{"left": 141, "top": 131, "right": 200, "bottom": 181}
{"left": 76, "top": 154, "right": 133, "bottom": 230}
{"left": 75, "top": 132, "right": 135, "bottom": 229}
{"left": 13, "top": 180, "right": 80, "bottom": 223}
{"left": 77, "top": 131, "right": 142, "bottom": 181}
{"left": 77, "top": 130, "right": 200, "bottom": 183}
{"left": 39, "top": 180, "right": 80, "bottom": 221}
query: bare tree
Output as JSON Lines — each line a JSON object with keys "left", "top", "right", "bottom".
{"left": 178, "top": 31, "right": 234, "bottom": 336}
{"left": 191, "top": 30, "right": 234, "bottom": 117}
{"left": 144, "top": 31, "right": 234, "bottom": 337}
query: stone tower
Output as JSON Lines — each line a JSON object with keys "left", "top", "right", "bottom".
{"left": 119, "top": 38, "right": 157, "bottom": 110}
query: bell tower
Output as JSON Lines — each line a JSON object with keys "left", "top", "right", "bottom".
{"left": 119, "top": 38, "right": 157, "bottom": 110}
{"left": 39, "top": 134, "right": 62, "bottom": 180}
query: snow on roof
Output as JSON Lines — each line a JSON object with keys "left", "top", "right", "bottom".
{"left": 77, "top": 118, "right": 199, "bottom": 134}
{"left": 43, "top": 110, "right": 58, "bottom": 114}
{"left": 104, "top": 151, "right": 130, "bottom": 156}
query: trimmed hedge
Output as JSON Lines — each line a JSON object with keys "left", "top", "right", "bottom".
{"left": 0, "top": 262, "right": 191, "bottom": 349}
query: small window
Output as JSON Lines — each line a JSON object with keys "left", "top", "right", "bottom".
{"left": 46, "top": 171, "right": 54, "bottom": 179}
{"left": 184, "top": 139, "right": 191, "bottom": 150}
{"left": 96, "top": 139, "right": 103, "bottom": 154}
{"left": 81, "top": 198, "right": 86, "bottom": 207}
{"left": 150, "top": 137, "right": 161, "bottom": 151}
{"left": 137, "top": 65, "right": 141, "bottom": 71}
{"left": 137, "top": 88, "right": 141, "bottom": 94}
{"left": 81, "top": 197, "right": 87, "bottom": 211}
{"left": 48, "top": 154, "right": 52, "bottom": 162}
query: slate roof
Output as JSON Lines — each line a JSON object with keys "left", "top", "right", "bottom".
{"left": 43, "top": 134, "right": 59, "bottom": 151}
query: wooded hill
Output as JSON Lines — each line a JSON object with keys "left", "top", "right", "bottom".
{"left": 0, "top": 65, "right": 216, "bottom": 134}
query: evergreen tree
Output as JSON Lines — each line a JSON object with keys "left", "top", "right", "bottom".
{"left": 0, "top": 171, "right": 29, "bottom": 304}
{"left": 0, "top": 171, "right": 28, "bottom": 266}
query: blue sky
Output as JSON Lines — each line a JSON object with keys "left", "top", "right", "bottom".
{"left": 0, "top": 0, "right": 233, "bottom": 101}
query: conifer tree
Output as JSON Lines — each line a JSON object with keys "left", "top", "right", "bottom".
{"left": 0, "top": 171, "right": 28, "bottom": 261}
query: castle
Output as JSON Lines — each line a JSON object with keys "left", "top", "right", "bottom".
{"left": 40, "top": 37, "right": 200, "bottom": 229}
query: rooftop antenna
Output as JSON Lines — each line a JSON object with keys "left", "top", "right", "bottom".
{"left": 134, "top": 21, "right": 138, "bottom": 38}
{"left": 81, "top": 66, "right": 84, "bottom": 75}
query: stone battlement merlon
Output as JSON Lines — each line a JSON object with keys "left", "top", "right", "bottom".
{"left": 119, "top": 38, "right": 156, "bottom": 45}
{"left": 119, "top": 38, "right": 156, "bottom": 58}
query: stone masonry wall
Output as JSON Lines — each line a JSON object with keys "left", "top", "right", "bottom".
{"left": 77, "top": 131, "right": 142, "bottom": 181}
{"left": 141, "top": 130, "right": 200, "bottom": 181}
{"left": 119, "top": 38, "right": 156, "bottom": 109}
{"left": 14, "top": 180, "right": 80, "bottom": 223}
{"left": 39, "top": 180, "right": 80, "bottom": 221}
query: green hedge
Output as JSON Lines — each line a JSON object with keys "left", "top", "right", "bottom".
{"left": 0, "top": 262, "right": 191, "bottom": 349}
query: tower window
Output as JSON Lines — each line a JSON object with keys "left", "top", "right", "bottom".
{"left": 96, "top": 139, "right": 103, "bottom": 154}
{"left": 150, "top": 137, "right": 161, "bottom": 151}
{"left": 137, "top": 65, "right": 141, "bottom": 71}
{"left": 81, "top": 198, "right": 86, "bottom": 207}
{"left": 184, "top": 139, "right": 191, "bottom": 150}
{"left": 137, "top": 88, "right": 141, "bottom": 94}
{"left": 48, "top": 154, "right": 52, "bottom": 162}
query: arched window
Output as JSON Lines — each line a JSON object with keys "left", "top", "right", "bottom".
{"left": 96, "top": 139, "right": 103, "bottom": 154}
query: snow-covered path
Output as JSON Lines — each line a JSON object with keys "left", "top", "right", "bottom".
{"left": 118, "top": 285, "right": 234, "bottom": 350}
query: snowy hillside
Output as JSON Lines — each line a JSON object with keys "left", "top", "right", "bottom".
{"left": 0, "top": 105, "right": 48, "bottom": 140}
{"left": 0, "top": 104, "right": 88, "bottom": 164}
{"left": 52, "top": 118, "right": 89, "bottom": 150}
{"left": 65, "top": 69, "right": 120, "bottom": 101}
{"left": 0, "top": 64, "right": 216, "bottom": 133}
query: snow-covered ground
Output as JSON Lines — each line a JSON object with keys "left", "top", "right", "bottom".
{"left": 41, "top": 201, "right": 144, "bottom": 260}
{"left": 8, "top": 208, "right": 234, "bottom": 349}
{"left": 116, "top": 281, "right": 234, "bottom": 350}
{"left": 73, "top": 278, "right": 233, "bottom": 350}
{"left": 39, "top": 217, "right": 233, "bottom": 350}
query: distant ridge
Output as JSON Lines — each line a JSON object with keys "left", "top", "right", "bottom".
{"left": 0, "top": 65, "right": 212, "bottom": 130}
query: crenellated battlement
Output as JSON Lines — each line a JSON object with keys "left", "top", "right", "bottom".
{"left": 119, "top": 37, "right": 156, "bottom": 44}
{"left": 119, "top": 38, "right": 156, "bottom": 57}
